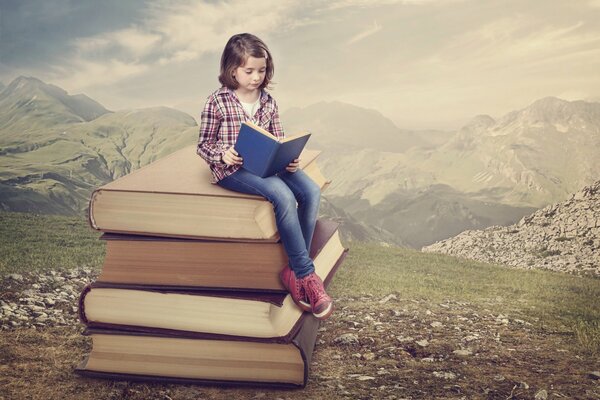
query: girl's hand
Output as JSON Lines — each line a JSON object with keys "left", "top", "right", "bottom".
{"left": 286, "top": 158, "right": 300, "bottom": 173}
{"left": 222, "top": 147, "right": 243, "bottom": 166}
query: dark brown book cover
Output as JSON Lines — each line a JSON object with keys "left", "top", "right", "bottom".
{"left": 78, "top": 249, "right": 347, "bottom": 343}
{"left": 75, "top": 314, "right": 321, "bottom": 388}
{"left": 96, "top": 219, "right": 340, "bottom": 292}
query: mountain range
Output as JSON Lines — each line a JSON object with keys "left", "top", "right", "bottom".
{"left": 1, "top": 76, "right": 598, "bottom": 247}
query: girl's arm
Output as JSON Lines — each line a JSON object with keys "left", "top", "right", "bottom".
{"left": 269, "top": 101, "right": 285, "bottom": 140}
{"left": 197, "top": 99, "right": 227, "bottom": 164}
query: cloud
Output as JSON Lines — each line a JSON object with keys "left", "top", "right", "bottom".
{"left": 424, "top": 16, "right": 600, "bottom": 73}
{"left": 346, "top": 20, "right": 382, "bottom": 45}
{"left": 51, "top": 0, "right": 303, "bottom": 90}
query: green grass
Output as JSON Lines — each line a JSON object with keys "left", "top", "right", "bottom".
{"left": 0, "top": 211, "right": 104, "bottom": 276}
{"left": 331, "top": 242, "right": 600, "bottom": 355}
{"left": 1, "top": 211, "right": 599, "bottom": 355}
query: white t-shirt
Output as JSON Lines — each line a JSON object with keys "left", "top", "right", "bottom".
{"left": 240, "top": 99, "right": 260, "bottom": 120}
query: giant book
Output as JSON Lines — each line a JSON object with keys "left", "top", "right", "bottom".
{"left": 79, "top": 233, "right": 347, "bottom": 340}
{"left": 88, "top": 145, "right": 328, "bottom": 241}
{"left": 97, "top": 219, "right": 339, "bottom": 291}
{"left": 76, "top": 314, "right": 320, "bottom": 387}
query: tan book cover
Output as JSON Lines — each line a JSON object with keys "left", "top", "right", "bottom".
{"left": 88, "top": 145, "right": 328, "bottom": 241}
{"left": 76, "top": 314, "right": 321, "bottom": 388}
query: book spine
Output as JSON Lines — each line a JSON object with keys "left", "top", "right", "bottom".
{"left": 260, "top": 142, "right": 281, "bottom": 178}
{"left": 88, "top": 189, "right": 101, "bottom": 230}
{"left": 78, "top": 283, "right": 92, "bottom": 324}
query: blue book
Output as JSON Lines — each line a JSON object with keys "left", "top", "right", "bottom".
{"left": 234, "top": 122, "right": 311, "bottom": 178}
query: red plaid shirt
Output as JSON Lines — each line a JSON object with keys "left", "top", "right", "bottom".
{"left": 197, "top": 87, "right": 285, "bottom": 182}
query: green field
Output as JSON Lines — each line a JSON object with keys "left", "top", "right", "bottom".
{"left": 1, "top": 210, "right": 599, "bottom": 355}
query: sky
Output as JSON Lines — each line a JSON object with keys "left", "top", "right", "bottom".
{"left": 1, "top": 0, "right": 600, "bottom": 130}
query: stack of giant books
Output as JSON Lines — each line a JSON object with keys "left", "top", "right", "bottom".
{"left": 75, "top": 145, "right": 347, "bottom": 388}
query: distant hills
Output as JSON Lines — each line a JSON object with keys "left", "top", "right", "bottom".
{"left": 1, "top": 76, "right": 598, "bottom": 247}
{"left": 283, "top": 96, "right": 600, "bottom": 247}
{"left": 0, "top": 76, "right": 199, "bottom": 215}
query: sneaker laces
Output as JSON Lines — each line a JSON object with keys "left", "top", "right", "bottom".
{"left": 303, "top": 275, "right": 327, "bottom": 304}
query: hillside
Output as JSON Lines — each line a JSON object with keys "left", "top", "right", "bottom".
{"left": 0, "top": 77, "right": 199, "bottom": 215}
{"left": 423, "top": 180, "right": 600, "bottom": 276}
{"left": 286, "top": 98, "right": 600, "bottom": 247}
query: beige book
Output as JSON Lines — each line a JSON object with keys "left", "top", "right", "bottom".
{"left": 76, "top": 313, "right": 321, "bottom": 387}
{"left": 88, "top": 145, "right": 329, "bottom": 241}
{"left": 79, "top": 230, "right": 346, "bottom": 340}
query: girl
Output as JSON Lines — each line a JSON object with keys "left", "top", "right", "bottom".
{"left": 196, "top": 33, "right": 333, "bottom": 320}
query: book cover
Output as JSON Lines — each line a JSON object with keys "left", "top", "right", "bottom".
{"left": 97, "top": 219, "right": 340, "bottom": 291}
{"left": 78, "top": 249, "right": 348, "bottom": 341}
{"left": 88, "top": 144, "right": 324, "bottom": 241}
{"left": 75, "top": 314, "right": 320, "bottom": 388}
{"left": 234, "top": 122, "right": 311, "bottom": 178}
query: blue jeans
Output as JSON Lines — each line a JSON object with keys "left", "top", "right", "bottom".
{"left": 218, "top": 168, "right": 320, "bottom": 278}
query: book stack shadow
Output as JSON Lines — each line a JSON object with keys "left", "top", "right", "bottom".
{"left": 75, "top": 145, "right": 348, "bottom": 388}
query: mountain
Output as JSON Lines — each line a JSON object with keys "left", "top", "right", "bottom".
{"left": 417, "top": 97, "right": 600, "bottom": 207}
{"left": 0, "top": 76, "right": 110, "bottom": 137}
{"left": 0, "top": 77, "right": 198, "bottom": 215}
{"left": 283, "top": 101, "right": 429, "bottom": 152}
{"left": 331, "top": 184, "right": 535, "bottom": 248}
{"left": 423, "top": 180, "right": 600, "bottom": 276}
{"left": 285, "top": 97, "right": 600, "bottom": 247}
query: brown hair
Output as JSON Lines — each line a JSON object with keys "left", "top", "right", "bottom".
{"left": 219, "top": 33, "right": 274, "bottom": 90}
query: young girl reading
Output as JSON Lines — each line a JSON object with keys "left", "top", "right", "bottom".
{"left": 196, "top": 33, "right": 333, "bottom": 320}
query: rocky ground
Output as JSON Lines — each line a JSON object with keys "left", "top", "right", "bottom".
{"left": 423, "top": 181, "right": 600, "bottom": 276}
{"left": 1, "top": 268, "right": 599, "bottom": 399}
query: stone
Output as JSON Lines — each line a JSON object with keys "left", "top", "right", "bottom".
{"left": 589, "top": 371, "right": 600, "bottom": 380}
{"left": 379, "top": 294, "right": 397, "bottom": 304}
{"left": 8, "top": 273, "right": 24, "bottom": 282}
{"left": 453, "top": 349, "right": 473, "bottom": 356}
{"left": 534, "top": 389, "right": 548, "bottom": 400}
{"left": 363, "top": 352, "right": 376, "bottom": 361}
{"left": 334, "top": 333, "right": 359, "bottom": 345}
{"left": 356, "top": 376, "right": 376, "bottom": 381}
{"left": 416, "top": 339, "right": 429, "bottom": 347}
{"left": 432, "top": 371, "right": 456, "bottom": 380}
{"left": 430, "top": 321, "right": 443, "bottom": 328}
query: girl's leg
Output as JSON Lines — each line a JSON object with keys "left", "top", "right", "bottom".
{"left": 277, "top": 170, "right": 321, "bottom": 253}
{"left": 218, "top": 169, "right": 315, "bottom": 278}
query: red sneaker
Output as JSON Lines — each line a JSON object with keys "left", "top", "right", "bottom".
{"left": 279, "top": 266, "right": 311, "bottom": 312}
{"left": 300, "top": 272, "right": 333, "bottom": 320}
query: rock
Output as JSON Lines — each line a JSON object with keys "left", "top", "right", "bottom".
{"left": 334, "top": 333, "right": 360, "bottom": 345}
{"left": 534, "top": 389, "right": 548, "bottom": 400}
{"left": 453, "top": 349, "right": 473, "bottom": 356}
{"left": 356, "top": 376, "right": 376, "bottom": 381}
{"left": 8, "top": 273, "right": 24, "bottom": 282}
{"left": 363, "top": 352, "right": 376, "bottom": 361}
{"left": 430, "top": 321, "right": 443, "bottom": 328}
{"left": 416, "top": 339, "right": 429, "bottom": 347}
{"left": 520, "top": 382, "right": 530, "bottom": 389}
{"left": 379, "top": 294, "right": 397, "bottom": 304}
{"left": 589, "top": 371, "right": 600, "bottom": 380}
{"left": 433, "top": 371, "right": 456, "bottom": 380}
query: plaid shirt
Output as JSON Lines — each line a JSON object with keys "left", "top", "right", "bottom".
{"left": 197, "top": 87, "right": 285, "bottom": 182}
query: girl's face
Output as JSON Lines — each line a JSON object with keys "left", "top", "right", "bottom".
{"left": 233, "top": 56, "right": 267, "bottom": 94}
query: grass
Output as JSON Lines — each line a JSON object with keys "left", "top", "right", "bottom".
{"left": 330, "top": 242, "right": 600, "bottom": 355}
{"left": 1, "top": 210, "right": 599, "bottom": 355}
{"left": 0, "top": 211, "right": 104, "bottom": 276}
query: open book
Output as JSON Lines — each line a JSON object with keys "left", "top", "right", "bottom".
{"left": 234, "top": 122, "right": 311, "bottom": 178}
